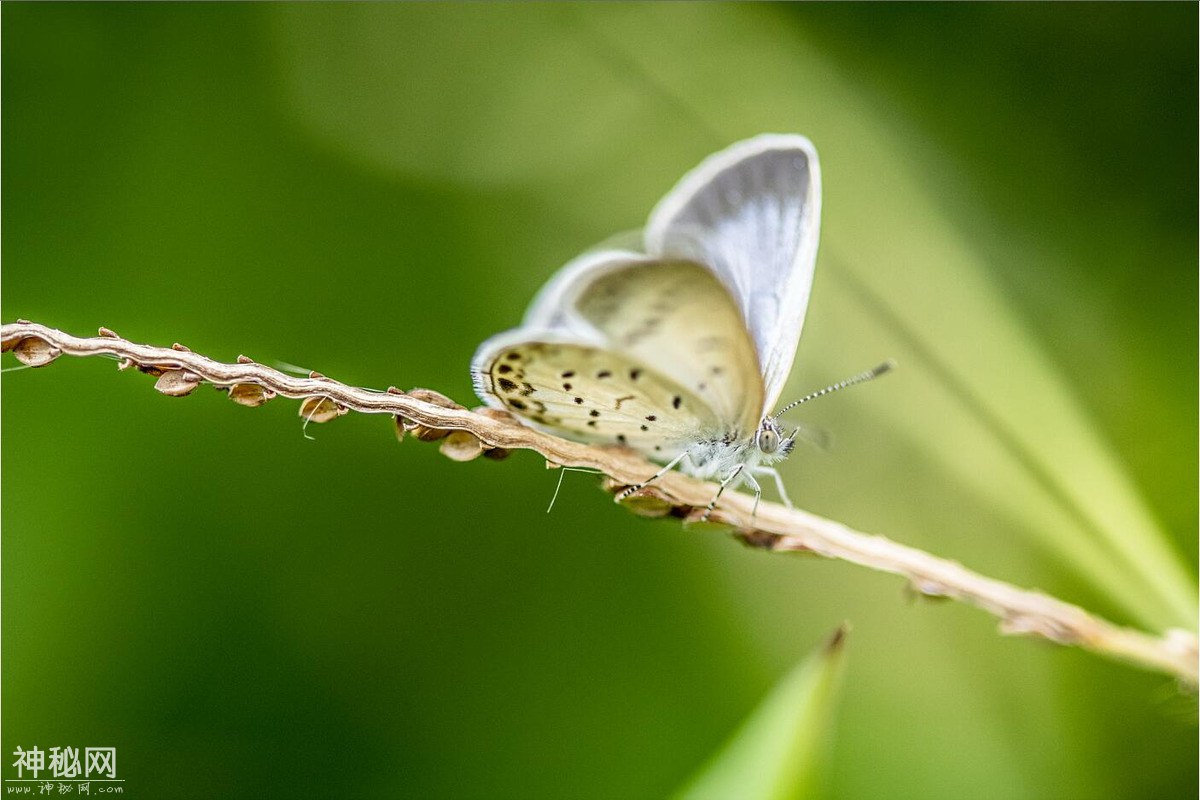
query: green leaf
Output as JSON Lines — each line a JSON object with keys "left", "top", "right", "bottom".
{"left": 675, "top": 626, "right": 850, "bottom": 800}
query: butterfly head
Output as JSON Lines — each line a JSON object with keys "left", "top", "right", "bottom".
{"left": 753, "top": 417, "right": 795, "bottom": 461}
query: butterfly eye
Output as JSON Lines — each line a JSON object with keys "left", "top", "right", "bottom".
{"left": 756, "top": 427, "right": 780, "bottom": 454}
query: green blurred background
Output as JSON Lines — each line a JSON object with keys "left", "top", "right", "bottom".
{"left": 3, "top": 4, "right": 1196, "bottom": 798}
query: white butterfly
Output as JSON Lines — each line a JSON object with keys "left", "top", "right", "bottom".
{"left": 472, "top": 134, "right": 891, "bottom": 519}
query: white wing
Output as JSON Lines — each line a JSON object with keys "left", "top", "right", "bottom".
{"left": 645, "top": 134, "right": 821, "bottom": 412}
{"left": 523, "top": 249, "right": 651, "bottom": 334}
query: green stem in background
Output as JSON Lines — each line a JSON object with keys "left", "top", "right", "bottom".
{"left": 830, "top": 259, "right": 1197, "bottom": 631}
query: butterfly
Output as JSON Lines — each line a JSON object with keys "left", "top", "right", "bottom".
{"left": 472, "top": 134, "right": 891, "bottom": 520}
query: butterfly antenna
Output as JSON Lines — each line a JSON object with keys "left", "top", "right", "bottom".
{"left": 772, "top": 360, "right": 896, "bottom": 420}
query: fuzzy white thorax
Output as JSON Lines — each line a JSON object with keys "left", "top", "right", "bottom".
{"left": 682, "top": 417, "right": 795, "bottom": 481}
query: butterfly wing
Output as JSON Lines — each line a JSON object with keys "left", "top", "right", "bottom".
{"left": 645, "top": 134, "right": 821, "bottom": 412}
{"left": 567, "top": 258, "right": 763, "bottom": 434}
{"left": 472, "top": 333, "right": 716, "bottom": 460}
{"left": 472, "top": 254, "right": 765, "bottom": 460}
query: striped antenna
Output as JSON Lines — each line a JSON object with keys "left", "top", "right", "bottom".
{"left": 772, "top": 360, "right": 896, "bottom": 420}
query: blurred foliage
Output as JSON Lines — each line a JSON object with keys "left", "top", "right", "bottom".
{"left": 677, "top": 627, "right": 848, "bottom": 800}
{"left": 3, "top": 4, "right": 1195, "bottom": 799}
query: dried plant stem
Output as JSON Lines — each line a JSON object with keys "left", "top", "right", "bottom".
{"left": 4, "top": 320, "right": 1196, "bottom": 686}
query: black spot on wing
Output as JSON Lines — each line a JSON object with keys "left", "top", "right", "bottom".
{"left": 498, "top": 378, "right": 518, "bottom": 393}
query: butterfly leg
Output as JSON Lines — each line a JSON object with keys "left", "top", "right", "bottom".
{"left": 699, "top": 464, "right": 744, "bottom": 523}
{"left": 615, "top": 451, "right": 689, "bottom": 502}
{"left": 755, "top": 466, "right": 793, "bottom": 508}
{"left": 742, "top": 470, "right": 763, "bottom": 521}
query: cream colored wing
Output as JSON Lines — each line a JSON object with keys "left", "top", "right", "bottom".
{"left": 472, "top": 335, "right": 716, "bottom": 460}
{"left": 569, "top": 259, "right": 763, "bottom": 436}
{"left": 473, "top": 252, "right": 765, "bottom": 454}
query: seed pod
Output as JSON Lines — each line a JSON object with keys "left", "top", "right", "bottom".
{"left": 622, "top": 494, "right": 674, "bottom": 518}
{"left": 298, "top": 396, "right": 342, "bottom": 423}
{"left": 605, "top": 477, "right": 674, "bottom": 518}
{"left": 154, "top": 369, "right": 202, "bottom": 397}
{"left": 136, "top": 363, "right": 166, "bottom": 377}
{"left": 736, "top": 530, "right": 788, "bottom": 550}
{"left": 439, "top": 430, "right": 484, "bottom": 462}
{"left": 405, "top": 388, "right": 462, "bottom": 442}
{"left": 11, "top": 337, "right": 61, "bottom": 367}
{"left": 228, "top": 383, "right": 274, "bottom": 407}
{"left": 406, "top": 423, "right": 449, "bottom": 442}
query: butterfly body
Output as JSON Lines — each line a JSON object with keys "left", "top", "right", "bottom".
{"left": 473, "top": 134, "right": 858, "bottom": 518}
{"left": 682, "top": 418, "right": 791, "bottom": 478}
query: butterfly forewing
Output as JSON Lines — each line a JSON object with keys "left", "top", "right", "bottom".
{"left": 646, "top": 135, "right": 820, "bottom": 410}
{"left": 478, "top": 341, "right": 716, "bottom": 459}
{"left": 571, "top": 260, "right": 763, "bottom": 435}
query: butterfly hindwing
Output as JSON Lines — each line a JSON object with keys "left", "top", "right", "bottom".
{"left": 474, "top": 339, "right": 717, "bottom": 460}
